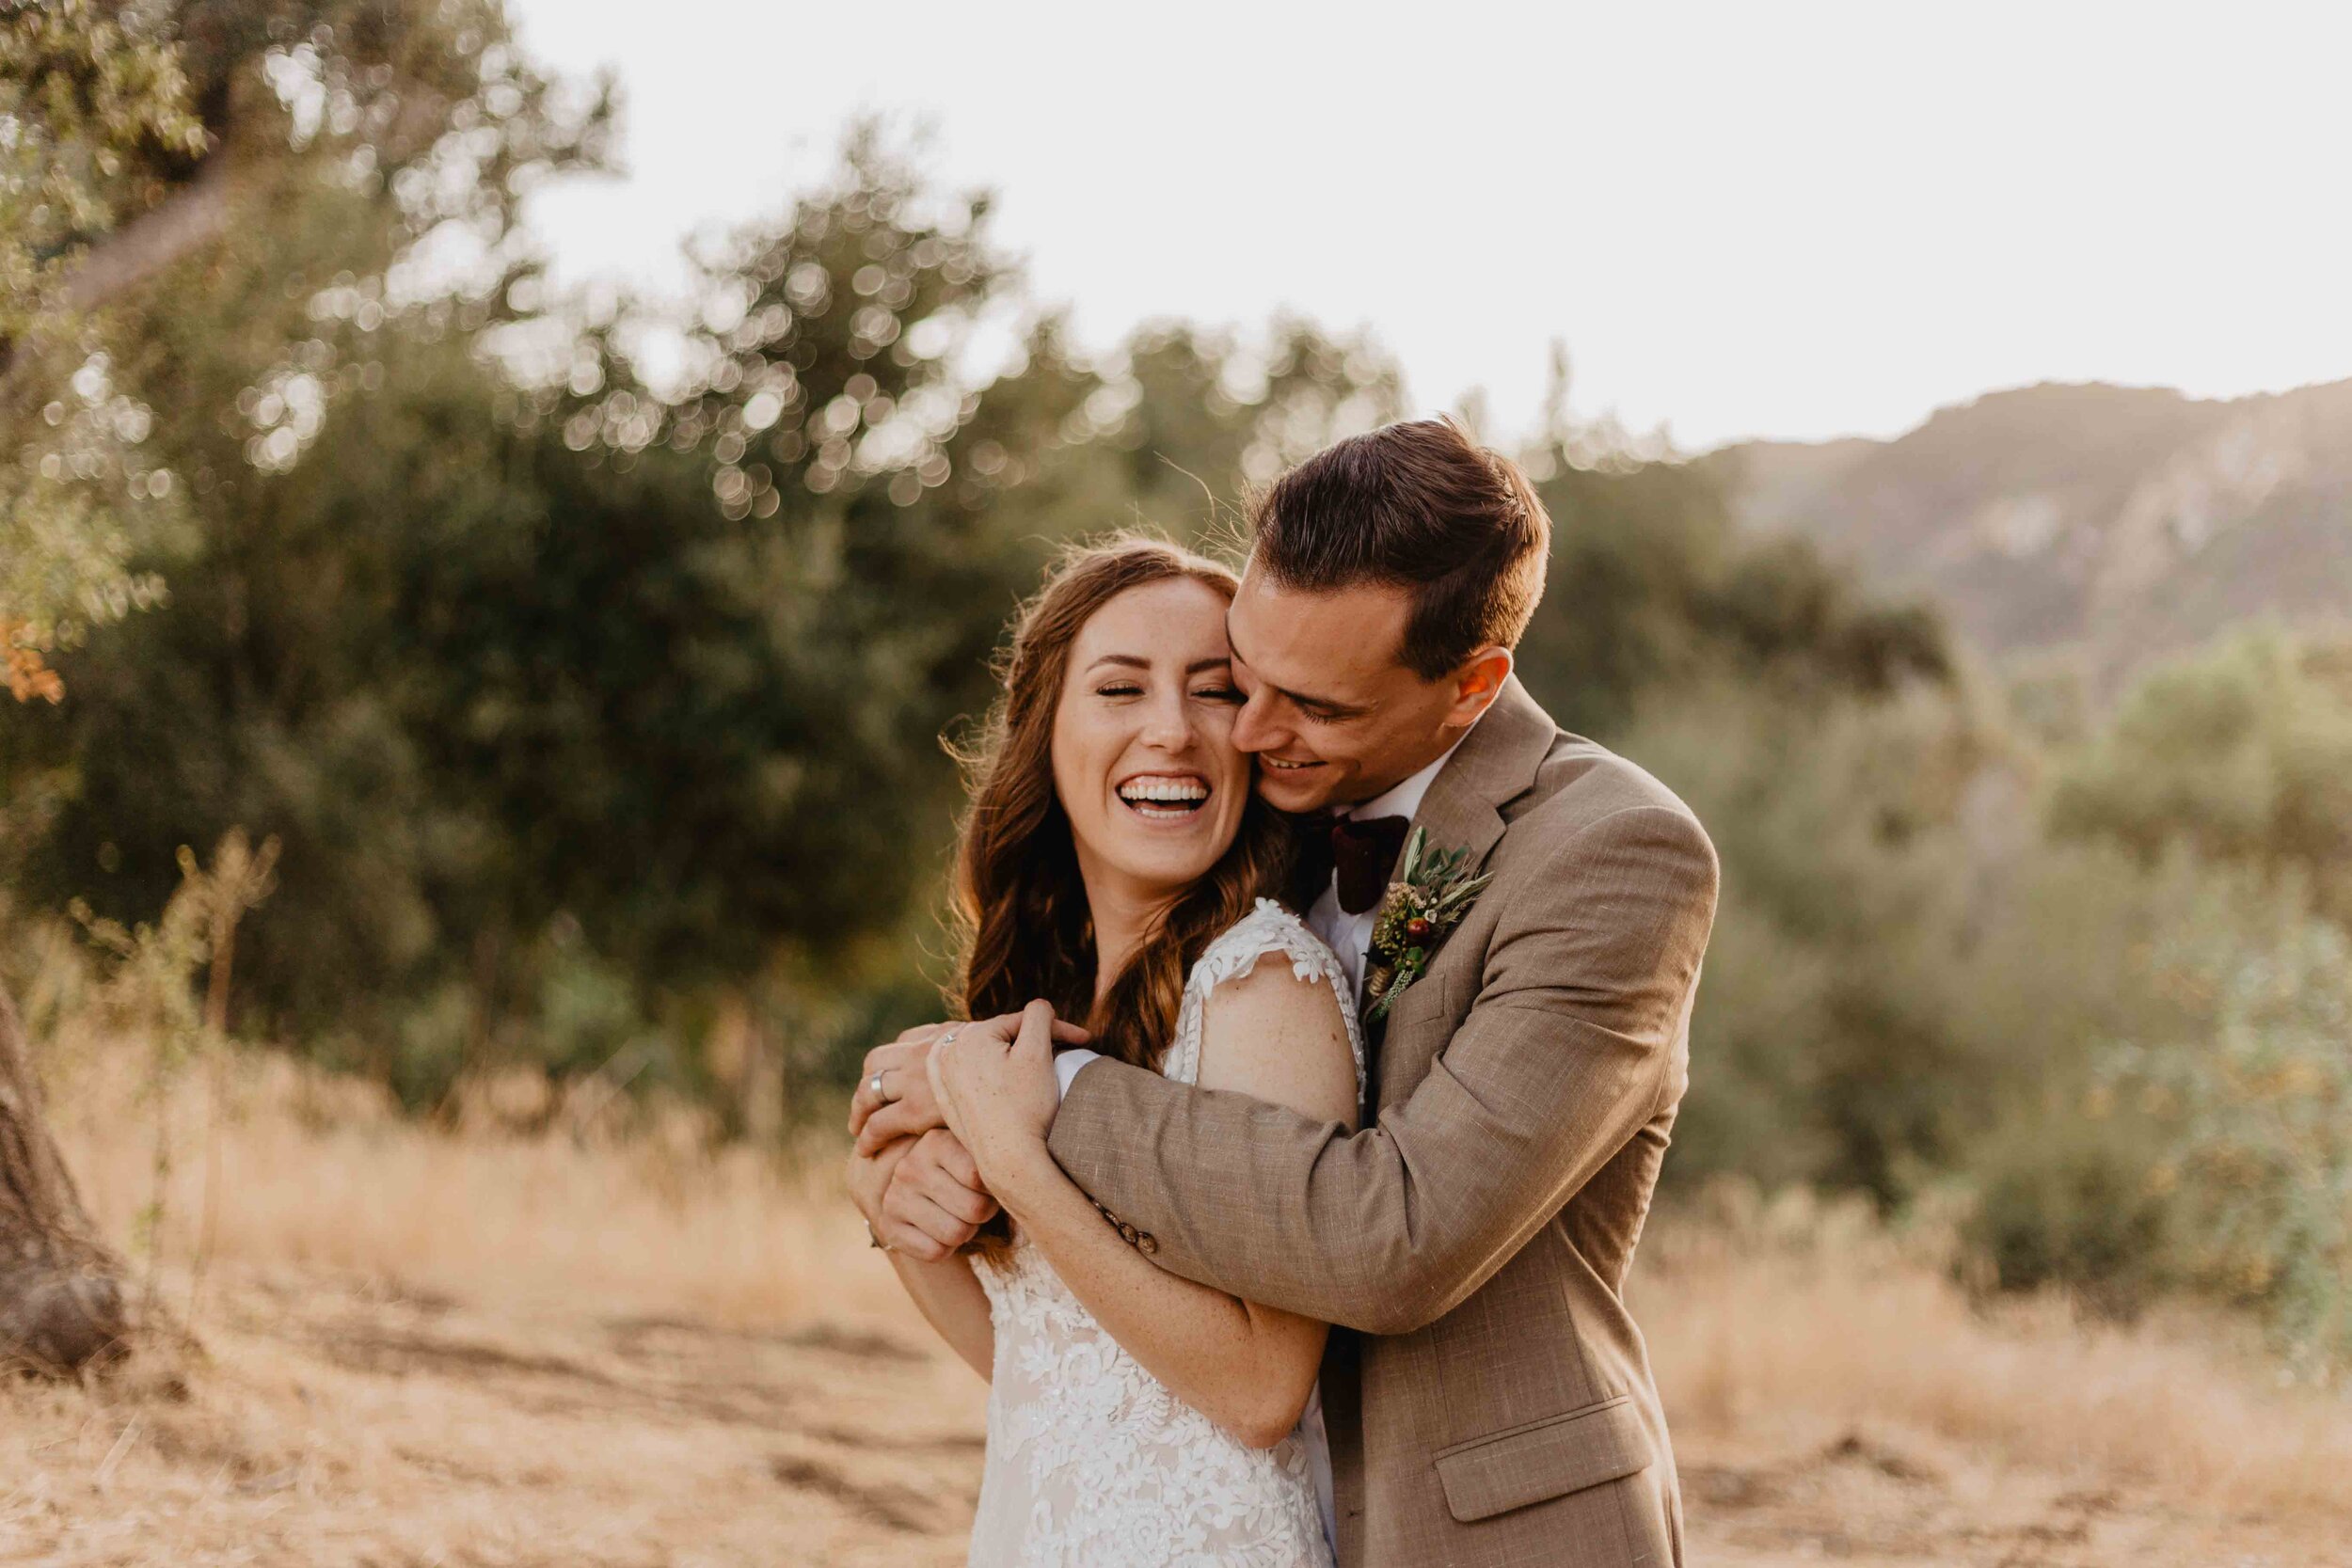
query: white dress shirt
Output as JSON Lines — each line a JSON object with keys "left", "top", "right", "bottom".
{"left": 1300, "top": 731, "right": 1471, "bottom": 1004}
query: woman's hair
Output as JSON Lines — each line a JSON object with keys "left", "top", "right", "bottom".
{"left": 948, "top": 535, "right": 1291, "bottom": 1154}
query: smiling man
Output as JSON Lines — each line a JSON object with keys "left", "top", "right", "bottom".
{"left": 853, "top": 417, "right": 1718, "bottom": 1568}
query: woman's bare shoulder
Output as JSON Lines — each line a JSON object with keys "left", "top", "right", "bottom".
{"left": 1194, "top": 902, "right": 1359, "bottom": 1126}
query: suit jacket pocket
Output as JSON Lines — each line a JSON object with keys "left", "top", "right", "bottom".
{"left": 1432, "top": 1395, "right": 1651, "bottom": 1523}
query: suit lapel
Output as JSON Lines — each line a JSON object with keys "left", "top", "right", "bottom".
{"left": 1401, "top": 674, "right": 1555, "bottom": 889}
{"left": 1361, "top": 676, "right": 1557, "bottom": 1094}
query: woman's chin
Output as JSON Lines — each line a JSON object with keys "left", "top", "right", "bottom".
{"left": 1095, "top": 831, "right": 1226, "bottom": 894}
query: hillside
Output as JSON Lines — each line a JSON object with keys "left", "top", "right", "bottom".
{"left": 1701, "top": 379, "right": 2352, "bottom": 687}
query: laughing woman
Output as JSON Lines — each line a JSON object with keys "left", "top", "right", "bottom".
{"left": 845, "top": 538, "right": 1363, "bottom": 1567}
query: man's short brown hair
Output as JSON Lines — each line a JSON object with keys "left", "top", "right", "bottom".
{"left": 1249, "top": 417, "right": 1551, "bottom": 679}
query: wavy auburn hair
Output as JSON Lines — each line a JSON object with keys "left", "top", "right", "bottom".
{"left": 949, "top": 537, "right": 1293, "bottom": 1083}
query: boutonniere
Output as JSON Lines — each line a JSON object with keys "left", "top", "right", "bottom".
{"left": 1363, "top": 827, "right": 1493, "bottom": 1024}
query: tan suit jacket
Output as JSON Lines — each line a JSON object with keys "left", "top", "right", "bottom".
{"left": 1048, "top": 677, "right": 1718, "bottom": 1567}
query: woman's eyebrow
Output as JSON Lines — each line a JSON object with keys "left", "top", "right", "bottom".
{"left": 1084, "top": 655, "right": 1232, "bottom": 674}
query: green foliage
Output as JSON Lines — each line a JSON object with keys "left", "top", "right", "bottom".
{"left": 1648, "top": 695, "right": 1998, "bottom": 1196}
{"left": 2051, "top": 626, "right": 2352, "bottom": 923}
{"left": 1097, "top": 319, "right": 1406, "bottom": 533}
{"left": 0, "top": 0, "right": 208, "bottom": 341}
{"left": 1961, "top": 1089, "right": 2178, "bottom": 1319}
{"left": 2103, "top": 918, "right": 2352, "bottom": 1375}
{"left": 1964, "top": 908, "right": 2352, "bottom": 1375}
{"left": 2, "top": 1, "right": 615, "bottom": 680}
{"left": 1, "top": 0, "right": 205, "bottom": 685}
{"left": 1632, "top": 672, "right": 2321, "bottom": 1210}
{"left": 1517, "top": 446, "right": 1951, "bottom": 739}
{"left": 1, "top": 0, "right": 615, "bottom": 1099}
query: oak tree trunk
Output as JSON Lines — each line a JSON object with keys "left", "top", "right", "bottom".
{"left": 0, "top": 982, "right": 128, "bottom": 1372}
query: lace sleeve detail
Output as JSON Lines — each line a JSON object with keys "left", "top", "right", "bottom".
{"left": 1164, "top": 899, "right": 1366, "bottom": 1094}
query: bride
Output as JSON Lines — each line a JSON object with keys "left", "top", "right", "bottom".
{"left": 846, "top": 537, "right": 1363, "bottom": 1567}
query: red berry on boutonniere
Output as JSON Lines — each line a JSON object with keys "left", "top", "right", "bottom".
{"left": 1406, "top": 917, "right": 1432, "bottom": 942}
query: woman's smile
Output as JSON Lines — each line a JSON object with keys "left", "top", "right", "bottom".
{"left": 1114, "top": 770, "right": 1214, "bottom": 823}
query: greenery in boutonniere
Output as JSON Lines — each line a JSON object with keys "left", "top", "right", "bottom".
{"left": 1363, "top": 828, "right": 1493, "bottom": 1024}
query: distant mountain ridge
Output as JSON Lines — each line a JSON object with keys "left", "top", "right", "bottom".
{"left": 1698, "top": 378, "right": 2352, "bottom": 688}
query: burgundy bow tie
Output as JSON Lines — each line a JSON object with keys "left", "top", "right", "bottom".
{"left": 1331, "top": 814, "right": 1412, "bottom": 915}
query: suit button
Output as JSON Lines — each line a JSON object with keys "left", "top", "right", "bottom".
{"left": 1117, "top": 1221, "right": 1139, "bottom": 1245}
{"left": 1136, "top": 1233, "right": 1159, "bottom": 1256}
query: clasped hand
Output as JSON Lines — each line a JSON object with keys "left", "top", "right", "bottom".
{"left": 847, "top": 1003, "right": 1086, "bottom": 1260}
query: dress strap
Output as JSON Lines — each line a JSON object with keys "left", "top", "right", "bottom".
{"left": 1165, "top": 899, "right": 1365, "bottom": 1092}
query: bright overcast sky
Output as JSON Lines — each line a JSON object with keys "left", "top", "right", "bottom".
{"left": 507, "top": 0, "right": 2351, "bottom": 452}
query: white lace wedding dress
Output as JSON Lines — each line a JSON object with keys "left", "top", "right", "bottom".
{"left": 967, "top": 899, "right": 1365, "bottom": 1568}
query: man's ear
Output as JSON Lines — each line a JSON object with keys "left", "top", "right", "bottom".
{"left": 1444, "top": 647, "right": 1514, "bottom": 727}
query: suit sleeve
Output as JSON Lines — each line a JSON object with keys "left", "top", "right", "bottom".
{"left": 1045, "top": 803, "right": 1718, "bottom": 1335}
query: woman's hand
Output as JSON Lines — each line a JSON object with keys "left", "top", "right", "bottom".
{"left": 929, "top": 999, "right": 1063, "bottom": 1195}
{"left": 850, "top": 1012, "right": 1090, "bottom": 1156}
{"left": 845, "top": 1131, "right": 912, "bottom": 1236}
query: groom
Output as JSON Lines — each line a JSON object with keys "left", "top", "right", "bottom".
{"left": 852, "top": 417, "right": 1717, "bottom": 1567}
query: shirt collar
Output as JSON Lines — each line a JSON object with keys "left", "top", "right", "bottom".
{"left": 1346, "top": 717, "right": 1481, "bottom": 825}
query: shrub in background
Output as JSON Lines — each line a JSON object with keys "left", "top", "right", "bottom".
{"left": 2102, "top": 917, "right": 2352, "bottom": 1377}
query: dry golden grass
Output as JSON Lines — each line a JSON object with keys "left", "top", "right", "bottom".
{"left": 43, "top": 1041, "right": 898, "bottom": 1331}
{"left": 5, "top": 1035, "right": 2348, "bottom": 1566}
{"left": 1635, "top": 1188, "right": 2352, "bottom": 1518}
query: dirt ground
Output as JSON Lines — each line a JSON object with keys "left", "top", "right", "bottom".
{"left": 8, "top": 1055, "right": 2345, "bottom": 1565}
{"left": 6, "top": 1260, "right": 2344, "bottom": 1568}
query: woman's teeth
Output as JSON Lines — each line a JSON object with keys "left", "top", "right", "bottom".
{"left": 1118, "top": 777, "right": 1209, "bottom": 817}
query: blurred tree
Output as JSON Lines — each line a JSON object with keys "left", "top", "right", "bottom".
{"left": 388, "top": 132, "right": 1107, "bottom": 1114}
{"left": 3, "top": 0, "right": 612, "bottom": 1122}
{"left": 0, "top": 0, "right": 213, "bottom": 1378}
{"left": 2100, "top": 915, "right": 2352, "bottom": 1374}
{"left": 1516, "top": 422, "right": 1952, "bottom": 739}
{"left": 1, "top": 0, "right": 205, "bottom": 705}
{"left": 1094, "top": 318, "right": 1406, "bottom": 535}
{"left": 4, "top": 0, "right": 612, "bottom": 674}
{"left": 1632, "top": 674, "right": 2323, "bottom": 1214}
{"left": 0, "top": 116, "right": 1111, "bottom": 1119}
{"left": 0, "top": 977, "right": 123, "bottom": 1371}
{"left": 0, "top": 0, "right": 203, "bottom": 1375}
{"left": 2050, "top": 626, "right": 2352, "bottom": 924}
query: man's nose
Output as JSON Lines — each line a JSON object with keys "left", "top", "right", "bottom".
{"left": 1230, "top": 688, "right": 1282, "bottom": 754}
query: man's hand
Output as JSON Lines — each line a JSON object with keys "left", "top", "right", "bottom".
{"left": 871, "top": 1128, "right": 999, "bottom": 1261}
{"left": 929, "top": 1000, "right": 1063, "bottom": 1191}
{"left": 850, "top": 1011, "right": 1089, "bottom": 1156}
